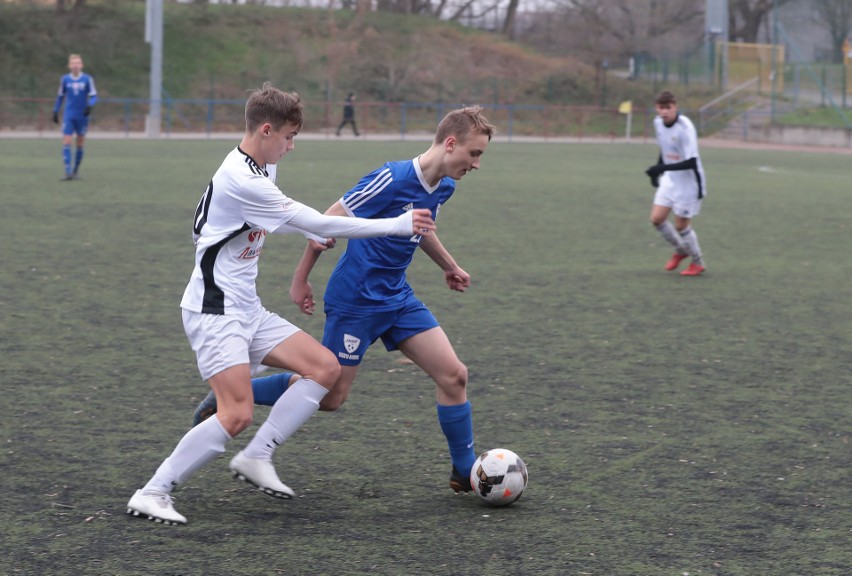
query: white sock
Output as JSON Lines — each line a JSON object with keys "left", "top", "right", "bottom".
{"left": 143, "top": 415, "right": 232, "bottom": 494}
{"left": 242, "top": 378, "right": 329, "bottom": 461}
{"left": 655, "top": 221, "right": 687, "bottom": 254}
{"left": 679, "top": 226, "right": 704, "bottom": 266}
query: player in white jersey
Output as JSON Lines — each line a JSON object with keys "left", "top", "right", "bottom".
{"left": 126, "top": 83, "right": 435, "bottom": 526}
{"left": 644, "top": 91, "right": 707, "bottom": 276}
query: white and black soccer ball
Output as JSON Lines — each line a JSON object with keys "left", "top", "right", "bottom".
{"left": 469, "top": 448, "right": 528, "bottom": 506}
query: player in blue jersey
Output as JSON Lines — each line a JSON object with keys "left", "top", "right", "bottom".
{"left": 192, "top": 106, "right": 496, "bottom": 494}
{"left": 53, "top": 54, "right": 98, "bottom": 181}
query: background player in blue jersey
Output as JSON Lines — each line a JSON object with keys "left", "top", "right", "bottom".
{"left": 53, "top": 54, "right": 98, "bottom": 181}
{"left": 193, "top": 106, "right": 496, "bottom": 494}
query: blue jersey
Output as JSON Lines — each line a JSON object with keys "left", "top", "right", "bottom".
{"left": 324, "top": 158, "right": 455, "bottom": 313}
{"left": 54, "top": 73, "right": 97, "bottom": 117}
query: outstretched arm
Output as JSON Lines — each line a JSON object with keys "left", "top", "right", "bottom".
{"left": 283, "top": 202, "right": 434, "bottom": 240}
{"left": 418, "top": 233, "right": 470, "bottom": 292}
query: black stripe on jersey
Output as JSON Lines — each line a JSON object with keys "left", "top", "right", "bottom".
{"left": 193, "top": 180, "right": 214, "bottom": 236}
{"left": 200, "top": 223, "right": 251, "bottom": 314}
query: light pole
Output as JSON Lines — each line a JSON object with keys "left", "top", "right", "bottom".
{"left": 771, "top": 0, "right": 778, "bottom": 121}
{"left": 145, "top": 0, "right": 163, "bottom": 138}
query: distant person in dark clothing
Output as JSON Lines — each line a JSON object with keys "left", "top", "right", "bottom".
{"left": 336, "top": 92, "right": 360, "bottom": 136}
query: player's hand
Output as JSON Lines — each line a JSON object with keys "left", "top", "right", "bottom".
{"left": 290, "top": 279, "right": 316, "bottom": 315}
{"left": 445, "top": 267, "right": 470, "bottom": 292}
{"left": 410, "top": 208, "right": 435, "bottom": 236}
{"left": 84, "top": 106, "right": 91, "bottom": 117}
{"left": 645, "top": 164, "right": 665, "bottom": 178}
{"left": 308, "top": 237, "right": 336, "bottom": 252}
{"left": 648, "top": 173, "right": 659, "bottom": 188}
{"left": 52, "top": 112, "right": 59, "bottom": 124}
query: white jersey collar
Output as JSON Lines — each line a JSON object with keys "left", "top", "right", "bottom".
{"left": 412, "top": 156, "right": 438, "bottom": 194}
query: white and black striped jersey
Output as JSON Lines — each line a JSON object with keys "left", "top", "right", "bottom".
{"left": 180, "top": 147, "right": 415, "bottom": 316}
{"left": 180, "top": 147, "right": 306, "bottom": 316}
{"left": 653, "top": 114, "right": 707, "bottom": 199}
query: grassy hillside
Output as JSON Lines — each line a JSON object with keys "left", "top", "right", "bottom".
{"left": 0, "top": 1, "right": 611, "bottom": 105}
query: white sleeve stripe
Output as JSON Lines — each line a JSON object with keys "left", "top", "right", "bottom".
{"left": 345, "top": 169, "right": 393, "bottom": 211}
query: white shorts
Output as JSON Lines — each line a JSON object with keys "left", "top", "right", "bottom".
{"left": 182, "top": 307, "right": 301, "bottom": 381}
{"left": 653, "top": 176, "right": 702, "bottom": 219}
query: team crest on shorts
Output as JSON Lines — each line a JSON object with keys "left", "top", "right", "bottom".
{"left": 343, "top": 334, "right": 361, "bottom": 354}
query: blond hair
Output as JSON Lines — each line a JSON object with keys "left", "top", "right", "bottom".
{"left": 434, "top": 106, "right": 496, "bottom": 144}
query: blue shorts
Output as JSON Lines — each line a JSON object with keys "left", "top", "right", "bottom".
{"left": 63, "top": 115, "right": 89, "bottom": 137}
{"left": 322, "top": 296, "right": 439, "bottom": 366}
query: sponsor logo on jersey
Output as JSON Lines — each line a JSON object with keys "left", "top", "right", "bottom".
{"left": 239, "top": 229, "right": 266, "bottom": 260}
{"left": 402, "top": 202, "right": 413, "bottom": 212}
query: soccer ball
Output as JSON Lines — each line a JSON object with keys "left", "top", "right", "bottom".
{"left": 469, "top": 448, "right": 528, "bottom": 506}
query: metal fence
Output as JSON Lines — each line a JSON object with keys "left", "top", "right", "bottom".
{"left": 0, "top": 97, "right": 656, "bottom": 141}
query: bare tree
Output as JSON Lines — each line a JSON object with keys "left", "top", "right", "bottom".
{"left": 502, "top": 0, "right": 520, "bottom": 38}
{"left": 813, "top": 0, "right": 852, "bottom": 62}
{"left": 728, "top": 0, "right": 794, "bottom": 43}
{"left": 521, "top": 0, "right": 703, "bottom": 63}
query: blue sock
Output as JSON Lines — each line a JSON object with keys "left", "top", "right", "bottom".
{"left": 74, "top": 147, "right": 84, "bottom": 173}
{"left": 437, "top": 401, "right": 476, "bottom": 476}
{"left": 251, "top": 372, "right": 294, "bottom": 406}
{"left": 62, "top": 145, "right": 71, "bottom": 175}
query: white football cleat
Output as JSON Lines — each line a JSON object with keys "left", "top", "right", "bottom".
{"left": 126, "top": 489, "right": 187, "bottom": 525}
{"left": 229, "top": 451, "right": 295, "bottom": 499}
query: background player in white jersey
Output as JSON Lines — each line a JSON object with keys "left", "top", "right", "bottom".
{"left": 192, "top": 106, "right": 495, "bottom": 495}
{"left": 126, "top": 83, "right": 435, "bottom": 526}
{"left": 644, "top": 90, "right": 707, "bottom": 276}
{"left": 52, "top": 54, "right": 97, "bottom": 181}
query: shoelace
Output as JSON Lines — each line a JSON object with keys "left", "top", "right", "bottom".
{"left": 143, "top": 491, "right": 176, "bottom": 508}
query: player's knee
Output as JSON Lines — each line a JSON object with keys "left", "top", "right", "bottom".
{"left": 319, "top": 390, "right": 348, "bottom": 412}
{"left": 217, "top": 408, "right": 253, "bottom": 436}
{"left": 305, "top": 355, "right": 342, "bottom": 391}
{"left": 438, "top": 362, "right": 468, "bottom": 394}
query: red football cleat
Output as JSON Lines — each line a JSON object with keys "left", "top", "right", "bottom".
{"left": 664, "top": 253, "right": 689, "bottom": 271}
{"left": 680, "top": 263, "right": 705, "bottom": 276}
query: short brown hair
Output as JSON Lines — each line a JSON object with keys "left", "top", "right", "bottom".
{"left": 655, "top": 90, "right": 677, "bottom": 106}
{"left": 434, "top": 106, "right": 496, "bottom": 144}
{"left": 245, "top": 82, "right": 303, "bottom": 133}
